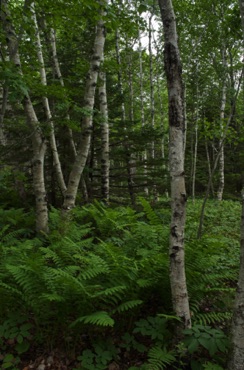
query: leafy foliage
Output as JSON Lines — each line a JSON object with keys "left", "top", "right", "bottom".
{"left": 0, "top": 199, "right": 241, "bottom": 368}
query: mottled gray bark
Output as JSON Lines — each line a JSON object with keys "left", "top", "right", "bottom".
{"left": 158, "top": 0, "right": 191, "bottom": 328}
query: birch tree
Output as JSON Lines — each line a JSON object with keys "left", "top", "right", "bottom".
{"left": 1, "top": 0, "right": 49, "bottom": 233}
{"left": 99, "top": 71, "right": 110, "bottom": 202}
{"left": 63, "top": 1, "right": 107, "bottom": 210}
{"left": 158, "top": 0, "right": 191, "bottom": 328}
{"left": 30, "top": 3, "right": 67, "bottom": 197}
{"left": 217, "top": 45, "right": 227, "bottom": 201}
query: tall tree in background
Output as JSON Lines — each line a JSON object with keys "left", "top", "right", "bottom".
{"left": 158, "top": 0, "right": 191, "bottom": 328}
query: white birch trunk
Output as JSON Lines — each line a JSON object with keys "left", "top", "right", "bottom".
{"left": 49, "top": 27, "right": 77, "bottom": 159}
{"left": 158, "top": 0, "right": 191, "bottom": 328}
{"left": 115, "top": 31, "right": 135, "bottom": 205}
{"left": 127, "top": 45, "right": 136, "bottom": 205}
{"left": 217, "top": 47, "right": 227, "bottom": 201}
{"left": 1, "top": 0, "right": 48, "bottom": 233}
{"left": 99, "top": 71, "right": 110, "bottom": 202}
{"left": 63, "top": 5, "right": 107, "bottom": 209}
{"left": 139, "top": 36, "right": 149, "bottom": 196}
{"left": 192, "top": 64, "right": 199, "bottom": 202}
{"left": 31, "top": 4, "right": 67, "bottom": 197}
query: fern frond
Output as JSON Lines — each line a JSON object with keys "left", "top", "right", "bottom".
{"left": 147, "top": 346, "right": 176, "bottom": 369}
{"left": 70, "top": 311, "right": 114, "bottom": 328}
{"left": 40, "top": 293, "right": 65, "bottom": 302}
{"left": 0, "top": 281, "right": 22, "bottom": 295}
{"left": 139, "top": 197, "right": 161, "bottom": 225}
{"left": 113, "top": 300, "right": 143, "bottom": 313}
{"left": 193, "top": 311, "right": 232, "bottom": 325}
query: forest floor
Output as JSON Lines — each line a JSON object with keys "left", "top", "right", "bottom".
{"left": 0, "top": 198, "right": 241, "bottom": 369}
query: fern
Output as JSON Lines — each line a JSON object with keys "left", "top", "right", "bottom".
{"left": 147, "top": 346, "right": 176, "bottom": 369}
{"left": 139, "top": 197, "right": 162, "bottom": 225}
{"left": 193, "top": 312, "right": 232, "bottom": 326}
{"left": 113, "top": 300, "right": 143, "bottom": 313}
{"left": 71, "top": 311, "right": 114, "bottom": 328}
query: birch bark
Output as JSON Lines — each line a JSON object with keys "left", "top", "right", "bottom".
{"left": 217, "top": 46, "right": 227, "bottom": 201}
{"left": 31, "top": 3, "right": 67, "bottom": 197}
{"left": 49, "top": 27, "right": 77, "bottom": 159}
{"left": 115, "top": 31, "right": 135, "bottom": 205}
{"left": 63, "top": 3, "right": 107, "bottom": 210}
{"left": 158, "top": 0, "right": 191, "bottom": 328}
{"left": 1, "top": 0, "right": 49, "bottom": 233}
{"left": 192, "top": 63, "right": 199, "bottom": 202}
{"left": 139, "top": 35, "right": 149, "bottom": 195}
{"left": 99, "top": 71, "right": 109, "bottom": 202}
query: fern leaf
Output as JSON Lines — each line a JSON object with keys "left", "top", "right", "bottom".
{"left": 40, "top": 293, "right": 65, "bottom": 302}
{"left": 147, "top": 346, "right": 176, "bottom": 369}
{"left": 139, "top": 197, "right": 161, "bottom": 225}
{"left": 70, "top": 311, "right": 114, "bottom": 328}
{"left": 193, "top": 311, "right": 232, "bottom": 325}
{"left": 113, "top": 300, "right": 143, "bottom": 313}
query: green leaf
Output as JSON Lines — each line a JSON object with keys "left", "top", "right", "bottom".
{"left": 138, "top": 4, "right": 147, "bottom": 14}
{"left": 17, "top": 334, "right": 23, "bottom": 343}
{"left": 188, "top": 339, "right": 199, "bottom": 354}
{"left": 15, "top": 341, "right": 30, "bottom": 354}
{"left": 198, "top": 337, "right": 212, "bottom": 351}
{"left": 215, "top": 338, "right": 228, "bottom": 353}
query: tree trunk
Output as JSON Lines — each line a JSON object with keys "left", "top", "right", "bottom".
{"left": 228, "top": 2, "right": 244, "bottom": 368}
{"left": 217, "top": 46, "right": 227, "bottom": 201}
{"left": 99, "top": 71, "right": 110, "bottom": 202}
{"left": 127, "top": 45, "right": 136, "bottom": 206}
{"left": 63, "top": 3, "right": 107, "bottom": 210}
{"left": 192, "top": 63, "right": 199, "bottom": 202}
{"left": 31, "top": 3, "right": 67, "bottom": 197}
{"left": 158, "top": 0, "right": 191, "bottom": 328}
{"left": 49, "top": 27, "right": 77, "bottom": 159}
{"left": 1, "top": 0, "right": 49, "bottom": 233}
{"left": 139, "top": 35, "right": 149, "bottom": 196}
{"left": 0, "top": 86, "right": 8, "bottom": 146}
{"left": 115, "top": 31, "right": 135, "bottom": 206}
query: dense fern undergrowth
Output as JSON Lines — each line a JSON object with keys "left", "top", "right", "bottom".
{"left": 0, "top": 199, "right": 241, "bottom": 369}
